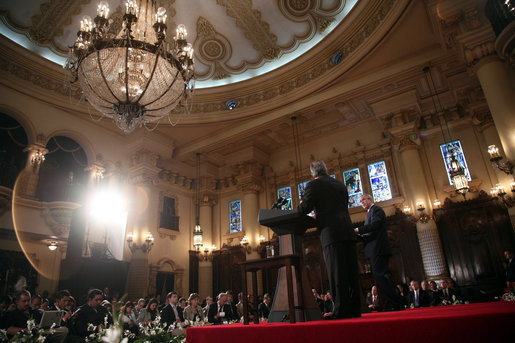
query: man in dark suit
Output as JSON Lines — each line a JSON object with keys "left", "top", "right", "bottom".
{"left": 354, "top": 194, "right": 404, "bottom": 311}
{"left": 257, "top": 293, "right": 272, "bottom": 319}
{"left": 298, "top": 160, "right": 361, "bottom": 319}
{"left": 160, "top": 291, "right": 185, "bottom": 328}
{"left": 207, "top": 293, "right": 234, "bottom": 324}
{"left": 407, "top": 280, "right": 430, "bottom": 308}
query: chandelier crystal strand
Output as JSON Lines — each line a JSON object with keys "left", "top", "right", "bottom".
{"left": 67, "top": 0, "right": 194, "bottom": 134}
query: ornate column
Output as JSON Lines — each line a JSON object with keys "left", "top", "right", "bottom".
{"left": 445, "top": 2, "right": 515, "bottom": 161}
{"left": 198, "top": 189, "right": 217, "bottom": 298}
{"left": 236, "top": 161, "right": 264, "bottom": 260}
{"left": 125, "top": 149, "right": 161, "bottom": 299}
{"left": 471, "top": 106, "right": 513, "bottom": 188}
{"left": 389, "top": 113, "right": 449, "bottom": 280}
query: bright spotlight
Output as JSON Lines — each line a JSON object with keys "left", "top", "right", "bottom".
{"left": 88, "top": 190, "right": 126, "bottom": 223}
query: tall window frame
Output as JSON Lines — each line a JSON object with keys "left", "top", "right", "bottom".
{"left": 367, "top": 161, "right": 392, "bottom": 203}
{"left": 343, "top": 168, "right": 363, "bottom": 208}
{"left": 229, "top": 200, "right": 242, "bottom": 234}
{"left": 439, "top": 140, "right": 471, "bottom": 185}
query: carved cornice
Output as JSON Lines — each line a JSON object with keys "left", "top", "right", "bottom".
{"left": 470, "top": 104, "right": 494, "bottom": 132}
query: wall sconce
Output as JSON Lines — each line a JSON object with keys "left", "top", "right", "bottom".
{"left": 48, "top": 242, "right": 58, "bottom": 251}
{"left": 402, "top": 205, "right": 411, "bottom": 215}
{"left": 199, "top": 244, "right": 216, "bottom": 261}
{"left": 240, "top": 235, "right": 251, "bottom": 254}
{"left": 416, "top": 201, "right": 430, "bottom": 223}
{"left": 31, "top": 150, "right": 46, "bottom": 167}
{"left": 126, "top": 232, "right": 154, "bottom": 253}
{"left": 433, "top": 199, "right": 441, "bottom": 208}
{"left": 488, "top": 145, "right": 513, "bottom": 175}
{"left": 511, "top": 180, "right": 515, "bottom": 193}
{"left": 490, "top": 183, "right": 514, "bottom": 208}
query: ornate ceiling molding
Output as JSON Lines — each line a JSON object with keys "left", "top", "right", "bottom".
{"left": 182, "top": 0, "right": 397, "bottom": 116}
{"left": 194, "top": 17, "right": 233, "bottom": 80}
{"left": 217, "top": 0, "right": 279, "bottom": 61}
{"left": 278, "top": 0, "right": 346, "bottom": 36}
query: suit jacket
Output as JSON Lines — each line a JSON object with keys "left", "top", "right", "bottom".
{"left": 160, "top": 303, "right": 184, "bottom": 326}
{"left": 438, "top": 288, "right": 456, "bottom": 304}
{"left": 357, "top": 204, "right": 392, "bottom": 259}
{"left": 408, "top": 290, "right": 431, "bottom": 308}
{"left": 207, "top": 303, "right": 233, "bottom": 324}
{"left": 297, "top": 174, "right": 355, "bottom": 248}
{"left": 258, "top": 301, "right": 271, "bottom": 319}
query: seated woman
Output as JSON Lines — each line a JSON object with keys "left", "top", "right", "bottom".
{"left": 122, "top": 301, "right": 138, "bottom": 335}
{"left": 183, "top": 293, "right": 205, "bottom": 324}
{"left": 137, "top": 298, "right": 159, "bottom": 325}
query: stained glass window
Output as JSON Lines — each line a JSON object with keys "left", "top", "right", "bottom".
{"left": 343, "top": 168, "right": 363, "bottom": 208}
{"left": 298, "top": 180, "right": 310, "bottom": 199}
{"left": 229, "top": 200, "right": 242, "bottom": 234}
{"left": 277, "top": 186, "right": 292, "bottom": 210}
{"left": 440, "top": 140, "right": 471, "bottom": 185}
{"left": 367, "top": 161, "right": 392, "bottom": 202}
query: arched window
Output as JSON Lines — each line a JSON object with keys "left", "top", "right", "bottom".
{"left": 0, "top": 113, "right": 28, "bottom": 189}
{"left": 36, "top": 136, "right": 88, "bottom": 202}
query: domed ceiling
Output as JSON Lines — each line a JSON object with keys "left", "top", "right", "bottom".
{"left": 0, "top": 0, "right": 355, "bottom": 88}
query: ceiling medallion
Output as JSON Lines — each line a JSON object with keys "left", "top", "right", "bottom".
{"left": 65, "top": 0, "right": 195, "bottom": 134}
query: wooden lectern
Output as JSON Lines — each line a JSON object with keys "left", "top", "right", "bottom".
{"left": 254, "top": 209, "right": 323, "bottom": 322}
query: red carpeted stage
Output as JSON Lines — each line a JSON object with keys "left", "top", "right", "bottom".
{"left": 185, "top": 302, "right": 515, "bottom": 343}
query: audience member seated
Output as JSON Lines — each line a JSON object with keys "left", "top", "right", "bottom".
{"left": 447, "top": 279, "right": 464, "bottom": 302}
{"left": 246, "top": 294, "right": 258, "bottom": 322}
{"left": 225, "top": 290, "right": 239, "bottom": 321}
{"left": 323, "top": 291, "right": 335, "bottom": 318}
{"left": 68, "top": 289, "right": 109, "bottom": 341}
{"left": 366, "top": 286, "right": 380, "bottom": 311}
{"left": 438, "top": 279, "right": 454, "bottom": 305}
{"left": 30, "top": 294, "right": 42, "bottom": 313}
{"left": 203, "top": 296, "right": 213, "bottom": 317}
{"left": 208, "top": 292, "right": 234, "bottom": 324}
{"left": 133, "top": 298, "right": 146, "bottom": 320}
{"left": 121, "top": 301, "right": 138, "bottom": 335}
{"left": 0, "top": 290, "right": 41, "bottom": 337}
{"left": 137, "top": 298, "right": 158, "bottom": 324}
{"left": 160, "top": 291, "right": 185, "bottom": 329}
{"left": 178, "top": 297, "right": 187, "bottom": 311}
{"left": 183, "top": 293, "right": 205, "bottom": 323}
{"left": 235, "top": 292, "right": 244, "bottom": 319}
{"left": 395, "top": 284, "right": 408, "bottom": 307}
{"left": 258, "top": 293, "right": 272, "bottom": 320}
{"left": 47, "top": 289, "right": 73, "bottom": 327}
{"left": 312, "top": 289, "right": 324, "bottom": 313}
{"left": 408, "top": 280, "right": 430, "bottom": 308}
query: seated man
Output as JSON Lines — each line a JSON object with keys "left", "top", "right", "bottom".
{"left": 366, "top": 286, "right": 380, "bottom": 311}
{"left": 408, "top": 280, "right": 430, "bottom": 308}
{"left": 160, "top": 291, "right": 185, "bottom": 329}
{"left": 0, "top": 290, "right": 67, "bottom": 343}
{"left": 0, "top": 290, "right": 41, "bottom": 336}
{"left": 207, "top": 293, "right": 233, "bottom": 324}
{"left": 68, "top": 289, "right": 108, "bottom": 340}
{"left": 257, "top": 293, "right": 272, "bottom": 319}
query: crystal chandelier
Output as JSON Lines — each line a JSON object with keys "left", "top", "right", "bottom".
{"left": 66, "top": 0, "right": 194, "bottom": 134}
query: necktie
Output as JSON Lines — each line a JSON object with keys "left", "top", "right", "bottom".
{"left": 373, "top": 296, "right": 376, "bottom": 306}
{"left": 415, "top": 291, "right": 419, "bottom": 307}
